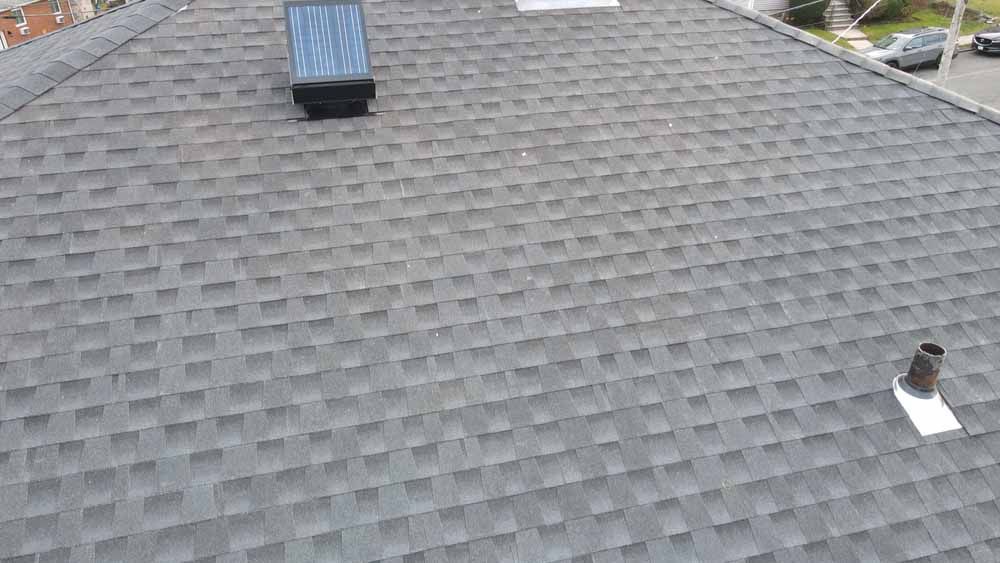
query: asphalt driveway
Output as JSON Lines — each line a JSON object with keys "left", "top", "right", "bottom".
{"left": 913, "top": 50, "right": 1000, "bottom": 110}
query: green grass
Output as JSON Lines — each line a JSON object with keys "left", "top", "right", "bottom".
{"left": 804, "top": 27, "right": 856, "bottom": 49}
{"left": 955, "top": 0, "right": 1000, "bottom": 18}
{"left": 859, "top": 9, "right": 989, "bottom": 42}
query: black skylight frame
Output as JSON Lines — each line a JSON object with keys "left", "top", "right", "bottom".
{"left": 283, "top": 0, "right": 376, "bottom": 106}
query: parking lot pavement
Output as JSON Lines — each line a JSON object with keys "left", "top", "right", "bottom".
{"left": 913, "top": 51, "right": 1000, "bottom": 110}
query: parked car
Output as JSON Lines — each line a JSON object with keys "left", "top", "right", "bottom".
{"left": 860, "top": 27, "right": 952, "bottom": 70}
{"left": 972, "top": 26, "right": 1000, "bottom": 54}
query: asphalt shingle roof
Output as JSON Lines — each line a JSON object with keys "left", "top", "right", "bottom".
{"left": 2, "top": 0, "right": 1000, "bottom": 561}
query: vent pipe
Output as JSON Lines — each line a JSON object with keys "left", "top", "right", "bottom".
{"left": 893, "top": 342, "right": 962, "bottom": 436}
{"left": 905, "top": 342, "right": 946, "bottom": 392}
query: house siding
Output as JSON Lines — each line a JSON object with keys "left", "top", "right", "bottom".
{"left": 736, "top": 0, "right": 790, "bottom": 14}
{"left": 0, "top": 0, "right": 73, "bottom": 49}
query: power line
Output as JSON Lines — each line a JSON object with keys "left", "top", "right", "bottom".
{"left": 834, "top": 0, "right": 886, "bottom": 41}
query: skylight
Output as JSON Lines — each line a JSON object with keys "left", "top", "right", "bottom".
{"left": 284, "top": 0, "right": 375, "bottom": 106}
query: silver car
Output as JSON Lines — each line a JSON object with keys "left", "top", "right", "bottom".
{"left": 861, "top": 27, "right": 950, "bottom": 70}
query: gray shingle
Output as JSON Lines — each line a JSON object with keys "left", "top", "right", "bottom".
{"left": 0, "top": 0, "right": 999, "bottom": 561}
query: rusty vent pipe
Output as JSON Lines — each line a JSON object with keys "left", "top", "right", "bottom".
{"left": 905, "top": 342, "right": 946, "bottom": 393}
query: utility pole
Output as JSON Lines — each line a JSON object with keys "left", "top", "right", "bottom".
{"left": 936, "top": 0, "right": 966, "bottom": 84}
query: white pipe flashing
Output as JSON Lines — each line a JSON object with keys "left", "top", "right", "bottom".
{"left": 893, "top": 374, "right": 962, "bottom": 436}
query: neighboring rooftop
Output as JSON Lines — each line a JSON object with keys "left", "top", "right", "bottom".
{"left": 0, "top": 0, "right": 187, "bottom": 118}
{"left": 2, "top": 0, "right": 1000, "bottom": 561}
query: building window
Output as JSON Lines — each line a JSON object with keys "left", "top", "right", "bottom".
{"left": 12, "top": 7, "right": 26, "bottom": 26}
{"left": 49, "top": 0, "right": 62, "bottom": 14}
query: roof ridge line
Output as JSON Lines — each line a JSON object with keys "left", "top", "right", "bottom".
{"left": 0, "top": 0, "right": 190, "bottom": 121}
{"left": 702, "top": 0, "right": 1000, "bottom": 127}
{"left": 1, "top": 0, "right": 155, "bottom": 52}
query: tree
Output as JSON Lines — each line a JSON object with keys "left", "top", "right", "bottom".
{"left": 847, "top": 0, "right": 911, "bottom": 21}
{"left": 784, "top": 0, "right": 831, "bottom": 27}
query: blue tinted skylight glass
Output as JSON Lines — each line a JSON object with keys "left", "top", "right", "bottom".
{"left": 287, "top": 2, "right": 371, "bottom": 80}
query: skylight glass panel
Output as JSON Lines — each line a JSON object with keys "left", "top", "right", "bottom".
{"left": 285, "top": 0, "right": 372, "bottom": 83}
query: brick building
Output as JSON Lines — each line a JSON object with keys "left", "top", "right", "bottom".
{"left": 0, "top": 0, "right": 73, "bottom": 49}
